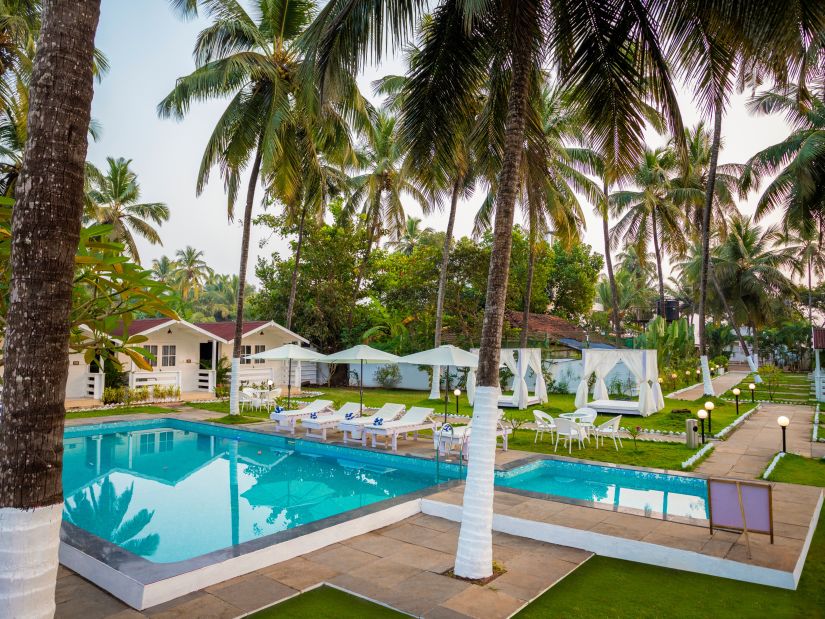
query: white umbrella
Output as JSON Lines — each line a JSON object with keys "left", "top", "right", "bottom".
{"left": 246, "top": 344, "right": 325, "bottom": 409}
{"left": 321, "top": 345, "right": 400, "bottom": 412}
{"left": 399, "top": 345, "right": 479, "bottom": 421}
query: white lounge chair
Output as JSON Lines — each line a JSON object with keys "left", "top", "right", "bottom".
{"left": 269, "top": 399, "right": 333, "bottom": 435}
{"left": 363, "top": 407, "right": 435, "bottom": 451}
{"left": 554, "top": 417, "right": 587, "bottom": 454}
{"left": 302, "top": 402, "right": 364, "bottom": 440}
{"left": 594, "top": 415, "right": 623, "bottom": 450}
{"left": 533, "top": 410, "right": 556, "bottom": 443}
{"left": 338, "top": 403, "right": 405, "bottom": 444}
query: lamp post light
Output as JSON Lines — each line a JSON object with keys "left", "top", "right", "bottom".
{"left": 671, "top": 372, "right": 677, "bottom": 391}
{"left": 778, "top": 415, "right": 790, "bottom": 453}
{"left": 697, "top": 409, "right": 707, "bottom": 444}
{"left": 704, "top": 401, "right": 715, "bottom": 435}
{"left": 732, "top": 388, "right": 740, "bottom": 416}
{"left": 749, "top": 382, "right": 756, "bottom": 403}
{"left": 454, "top": 388, "right": 461, "bottom": 417}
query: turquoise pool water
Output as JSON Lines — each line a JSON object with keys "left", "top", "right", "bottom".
{"left": 495, "top": 459, "right": 708, "bottom": 521}
{"left": 62, "top": 419, "right": 457, "bottom": 563}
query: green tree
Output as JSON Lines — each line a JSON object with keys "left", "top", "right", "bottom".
{"left": 84, "top": 157, "right": 170, "bottom": 263}
{"left": 174, "top": 246, "right": 212, "bottom": 301}
{"left": 544, "top": 241, "right": 603, "bottom": 323}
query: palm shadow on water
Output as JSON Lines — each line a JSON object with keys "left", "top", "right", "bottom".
{"left": 63, "top": 476, "right": 160, "bottom": 558}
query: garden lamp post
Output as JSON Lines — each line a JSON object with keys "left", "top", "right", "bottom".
{"left": 778, "top": 415, "right": 789, "bottom": 453}
{"left": 697, "top": 409, "right": 707, "bottom": 444}
{"left": 704, "top": 401, "right": 715, "bottom": 435}
{"left": 671, "top": 372, "right": 677, "bottom": 391}
{"left": 454, "top": 388, "right": 461, "bottom": 417}
{"left": 732, "top": 388, "right": 740, "bottom": 416}
{"left": 749, "top": 382, "right": 756, "bottom": 403}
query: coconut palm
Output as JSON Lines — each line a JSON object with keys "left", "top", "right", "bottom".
{"left": 347, "top": 109, "right": 427, "bottom": 295}
{"left": 386, "top": 216, "right": 433, "bottom": 255}
{"left": 174, "top": 246, "right": 212, "bottom": 301}
{"left": 158, "top": 0, "right": 369, "bottom": 414}
{"left": 84, "top": 157, "right": 169, "bottom": 263}
{"left": 151, "top": 255, "right": 177, "bottom": 285}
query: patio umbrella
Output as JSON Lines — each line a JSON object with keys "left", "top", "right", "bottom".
{"left": 399, "top": 345, "right": 479, "bottom": 422}
{"left": 246, "top": 344, "right": 325, "bottom": 409}
{"left": 321, "top": 345, "right": 400, "bottom": 413}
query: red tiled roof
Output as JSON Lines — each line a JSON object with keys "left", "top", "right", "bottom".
{"left": 194, "top": 321, "right": 270, "bottom": 341}
{"left": 111, "top": 318, "right": 173, "bottom": 338}
{"left": 505, "top": 311, "right": 585, "bottom": 340}
{"left": 815, "top": 327, "right": 825, "bottom": 350}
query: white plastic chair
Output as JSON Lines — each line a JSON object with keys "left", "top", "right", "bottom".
{"left": 594, "top": 415, "right": 623, "bottom": 450}
{"left": 533, "top": 410, "right": 556, "bottom": 444}
{"left": 575, "top": 407, "right": 598, "bottom": 438}
{"left": 238, "top": 389, "right": 254, "bottom": 412}
{"left": 554, "top": 417, "right": 587, "bottom": 454}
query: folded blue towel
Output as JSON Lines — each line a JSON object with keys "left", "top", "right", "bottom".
{"left": 310, "top": 412, "right": 318, "bottom": 419}
{"left": 373, "top": 417, "right": 383, "bottom": 426}
{"left": 441, "top": 423, "right": 453, "bottom": 434}
{"left": 345, "top": 412, "right": 355, "bottom": 420}
{"left": 274, "top": 405, "right": 284, "bottom": 414}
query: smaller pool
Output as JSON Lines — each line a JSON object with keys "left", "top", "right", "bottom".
{"left": 496, "top": 459, "right": 708, "bottom": 521}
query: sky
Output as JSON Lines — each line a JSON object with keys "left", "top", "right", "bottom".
{"left": 90, "top": 0, "right": 798, "bottom": 286}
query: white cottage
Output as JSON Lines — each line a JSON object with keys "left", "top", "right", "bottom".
{"left": 66, "top": 318, "right": 309, "bottom": 401}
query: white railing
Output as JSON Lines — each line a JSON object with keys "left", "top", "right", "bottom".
{"left": 129, "top": 371, "right": 181, "bottom": 389}
{"left": 197, "top": 369, "right": 216, "bottom": 392}
{"left": 86, "top": 373, "right": 104, "bottom": 400}
{"left": 238, "top": 366, "right": 276, "bottom": 385}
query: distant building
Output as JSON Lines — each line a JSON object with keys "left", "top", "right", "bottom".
{"left": 504, "top": 311, "right": 617, "bottom": 357}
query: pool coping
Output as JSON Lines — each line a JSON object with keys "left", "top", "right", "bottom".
{"left": 60, "top": 417, "right": 465, "bottom": 609}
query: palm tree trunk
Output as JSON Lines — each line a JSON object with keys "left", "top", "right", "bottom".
{"left": 454, "top": 29, "right": 533, "bottom": 581}
{"left": 229, "top": 143, "right": 263, "bottom": 415}
{"left": 602, "top": 182, "right": 621, "bottom": 344}
{"left": 285, "top": 203, "right": 307, "bottom": 330}
{"left": 434, "top": 179, "right": 461, "bottom": 348}
{"left": 0, "top": 1, "right": 101, "bottom": 615}
{"left": 697, "top": 93, "right": 723, "bottom": 395}
{"left": 520, "top": 228, "right": 537, "bottom": 349}
{"left": 353, "top": 196, "right": 381, "bottom": 297}
{"left": 651, "top": 208, "right": 665, "bottom": 317}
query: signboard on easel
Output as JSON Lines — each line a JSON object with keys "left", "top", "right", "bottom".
{"left": 708, "top": 478, "right": 774, "bottom": 544}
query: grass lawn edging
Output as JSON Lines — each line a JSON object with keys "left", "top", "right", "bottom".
{"left": 681, "top": 442, "right": 714, "bottom": 470}
{"left": 762, "top": 452, "right": 786, "bottom": 479}
{"left": 714, "top": 405, "right": 759, "bottom": 440}
{"left": 814, "top": 404, "right": 824, "bottom": 443}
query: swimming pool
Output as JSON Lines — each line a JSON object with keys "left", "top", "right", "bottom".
{"left": 495, "top": 459, "right": 708, "bottom": 521}
{"left": 63, "top": 418, "right": 458, "bottom": 563}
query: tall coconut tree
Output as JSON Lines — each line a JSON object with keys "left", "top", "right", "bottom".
{"left": 174, "top": 246, "right": 212, "bottom": 301}
{"left": 0, "top": 1, "right": 101, "bottom": 614}
{"left": 158, "top": 0, "right": 368, "bottom": 414}
{"left": 151, "top": 254, "right": 177, "bottom": 285}
{"left": 84, "top": 157, "right": 170, "bottom": 264}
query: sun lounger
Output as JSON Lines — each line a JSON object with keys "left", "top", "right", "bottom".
{"left": 301, "top": 402, "right": 364, "bottom": 440}
{"left": 338, "top": 403, "right": 405, "bottom": 444}
{"left": 269, "top": 399, "right": 333, "bottom": 435}
{"left": 362, "top": 407, "right": 435, "bottom": 451}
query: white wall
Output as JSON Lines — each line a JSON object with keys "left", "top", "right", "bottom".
{"left": 66, "top": 354, "right": 93, "bottom": 399}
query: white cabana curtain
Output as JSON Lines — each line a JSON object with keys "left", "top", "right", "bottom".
{"left": 528, "top": 349, "right": 548, "bottom": 403}
{"left": 515, "top": 349, "right": 529, "bottom": 409}
{"left": 575, "top": 349, "right": 664, "bottom": 415}
{"left": 500, "top": 349, "right": 519, "bottom": 400}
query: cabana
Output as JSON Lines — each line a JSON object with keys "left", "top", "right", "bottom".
{"left": 574, "top": 349, "right": 664, "bottom": 417}
{"left": 497, "top": 348, "right": 548, "bottom": 409}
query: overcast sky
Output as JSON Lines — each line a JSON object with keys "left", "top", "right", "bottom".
{"left": 90, "top": 0, "right": 798, "bottom": 286}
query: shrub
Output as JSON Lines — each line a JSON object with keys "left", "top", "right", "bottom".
{"left": 375, "top": 364, "right": 401, "bottom": 389}
{"left": 102, "top": 386, "right": 126, "bottom": 404}
{"left": 759, "top": 364, "right": 783, "bottom": 400}
{"left": 214, "top": 384, "right": 229, "bottom": 398}
{"left": 711, "top": 355, "right": 729, "bottom": 370}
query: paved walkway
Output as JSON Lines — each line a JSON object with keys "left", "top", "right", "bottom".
{"left": 697, "top": 402, "right": 818, "bottom": 479}
{"left": 670, "top": 371, "right": 748, "bottom": 401}
{"left": 56, "top": 513, "right": 591, "bottom": 619}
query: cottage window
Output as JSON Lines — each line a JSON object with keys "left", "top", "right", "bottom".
{"left": 161, "top": 345, "right": 176, "bottom": 367}
{"left": 240, "top": 345, "right": 252, "bottom": 365}
{"left": 254, "top": 345, "right": 265, "bottom": 364}
{"left": 145, "top": 345, "right": 158, "bottom": 368}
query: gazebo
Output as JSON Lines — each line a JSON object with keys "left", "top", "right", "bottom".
{"left": 574, "top": 349, "right": 664, "bottom": 417}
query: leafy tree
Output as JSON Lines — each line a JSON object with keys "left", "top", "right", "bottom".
{"left": 84, "top": 156, "right": 170, "bottom": 263}
{"left": 544, "top": 241, "right": 602, "bottom": 324}
{"left": 173, "top": 246, "right": 212, "bottom": 301}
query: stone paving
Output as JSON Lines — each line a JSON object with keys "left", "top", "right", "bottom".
{"left": 56, "top": 513, "right": 591, "bottom": 619}
{"left": 670, "top": 371, "right": 749, "bottom": 401}
{"left": 697, "top": 402, "right": 819, "bottom": 479}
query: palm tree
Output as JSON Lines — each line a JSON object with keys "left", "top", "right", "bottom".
{"left": 347, "top": 109, "right": 427, "bottom": 296}
{"left": 387, "top": 216, "right": 432, "bottom": 255}
{"left": 174, "top": 246, "right": 212, "bottom": 301}
{"left": 84, "top": 157, "right": 169, "bottom": 263}
{"left": 0, "top": 1, "right": 101, "bottom": 614}
{"left": 151, "top": 254, "right": 177, "bottom": 285}
{"left": 158, "top": 0, "right": 368, "bottom": 414}
{"left": 610, "top": 147, "right": 685, "bottom": 316}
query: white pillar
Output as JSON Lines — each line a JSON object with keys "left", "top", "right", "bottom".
{"left": 815, "top": 349, "right": 822, "bottom": 402}
{"left": 211, "top": 339, "right": 217, "bottom": 370}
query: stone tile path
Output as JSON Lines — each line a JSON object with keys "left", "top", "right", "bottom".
{"left": 670, "top": 371, "right": 748, "bottom": 401}
{"left": 56, "top": 513, "right": 591, "bottom": 619}
{"left": 697, "top": 402, "right": 817, "bottom": 479}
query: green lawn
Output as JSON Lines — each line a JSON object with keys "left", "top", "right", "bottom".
{"left": 186, "top": 387, "right": 742, "bottom": 435}
{"left": 721, "top": 372, "right": 816, "bottom": 405}
{"left": 248, "top": 586, "right": 403, "bottom": 618}
{"left": 766, "top": 454, "right": 825, "bottom": 487}
{"left": 516, "top": 456, "right": 825, "bottom": 619}
{"left": 65, "top": 405, "right": 173, "bottom": 420}
{"left": 507, "top": 432, "right": 702, "bottom": 471}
